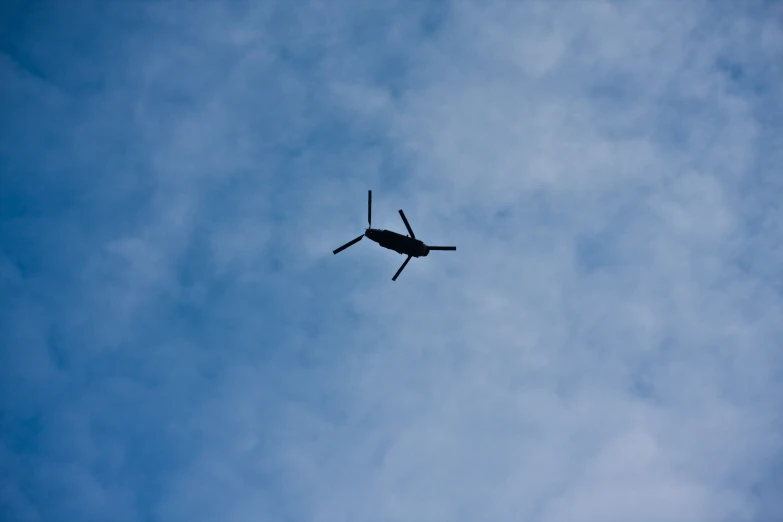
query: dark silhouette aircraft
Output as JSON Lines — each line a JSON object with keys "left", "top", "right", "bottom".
{"left": 333, "top": 190, "right": 456, "bottom": 281}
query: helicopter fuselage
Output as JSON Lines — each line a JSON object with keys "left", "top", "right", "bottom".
{"left": 366, "top": 229, "right": 429, "bottom": 257}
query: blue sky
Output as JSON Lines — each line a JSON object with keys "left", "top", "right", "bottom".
{"left": 1, "top": 1, "right": 782, "bottom": 521}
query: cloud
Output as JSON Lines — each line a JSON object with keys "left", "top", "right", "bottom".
{"left": 2, "top": 1, "right": 782, "bottom": 521}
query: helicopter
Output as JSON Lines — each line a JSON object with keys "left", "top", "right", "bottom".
{"left": 333, "top": 190, "right": 456, "bottom": 281}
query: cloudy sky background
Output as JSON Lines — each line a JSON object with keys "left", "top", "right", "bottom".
{"left": 2, "top": 0, "right": 782, "bottom": 521}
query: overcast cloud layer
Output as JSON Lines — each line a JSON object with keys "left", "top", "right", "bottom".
{"left": 2, "top": 1, "right": 782, "bottom": 521}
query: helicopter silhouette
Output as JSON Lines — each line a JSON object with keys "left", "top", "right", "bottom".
{"left": 333, "top": 190, "right": 456, "bottom": 281}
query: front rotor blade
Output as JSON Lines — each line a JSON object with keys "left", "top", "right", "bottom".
{"left": 398, "top": 209, "right": 415, "bottom": 238}
{"left": 427, "top": 246, "right": 456, "bottom": 250}
{"left": 368, "top": 190, "right": 372, "bottom": 227}
{"left": 392, "top": 255, "right": 412, "bottom": 281}
{"left": 333, "top": 234, "right": 363, "bottom": 255}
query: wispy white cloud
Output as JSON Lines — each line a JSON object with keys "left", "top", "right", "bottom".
{"left": 1, "top": 1, "right": 781, "bottom": 521}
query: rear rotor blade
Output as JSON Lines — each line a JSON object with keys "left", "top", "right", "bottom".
{"left": 398, "top": 209, "right": 415, "bottom": 238}
{"left": 392, "top": 255, "right": 412, "bottom": 281}
{"left": 368, "top": 190, "right": 372, "bottom": 227}
{"left": 333, "top": 234, "right": 363, "bottom": 255}
{"left": 427, "top": 246, "right": 456, "bottom": 250}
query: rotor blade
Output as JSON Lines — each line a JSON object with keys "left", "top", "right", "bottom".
{"left": 392, "top": 255, "right": 412, "bottom": 281}
{"left": 368, "top": 190, "right": 372, "bottom": 227}
{"left": 398, "top": 209, "right": 415, "bottom": 238}
{"left": 333, "top": 235, "right": 363, "bottom": 255}
{"left": 427, "top": 246, "right": 456, "bottom": 250}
